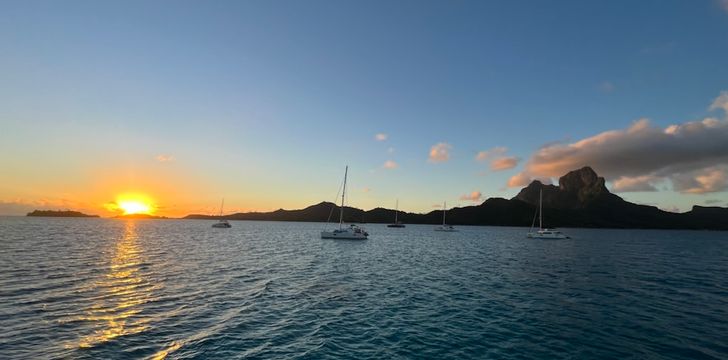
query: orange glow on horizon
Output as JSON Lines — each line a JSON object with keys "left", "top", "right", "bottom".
{"left": 106, "top": 193, "right": 156, "bottom": 215}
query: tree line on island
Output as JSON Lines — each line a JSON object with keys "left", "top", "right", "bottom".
{"left": 28, "top": 167, "right": 728, "bottom": 230}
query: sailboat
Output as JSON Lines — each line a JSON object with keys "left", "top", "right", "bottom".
{"left": 211, "top": 198, "right": 232, "bottom": 228}
{"left": 527, "top": 188, "right": 568, "bottom": 239}
{"left": 434, "top": 201, "right": 457, "bottom": 232}
{"left": 387, "top": 199, "right": 405, "bottom": 228}
{"left": 321, "top": 166, "right": 369, "bottom": 240}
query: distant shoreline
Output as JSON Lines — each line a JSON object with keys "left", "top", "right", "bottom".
{"left": 26, "top": 210, "right": 99, "bottom": 218}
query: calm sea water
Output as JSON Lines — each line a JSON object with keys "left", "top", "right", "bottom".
{"left": 1, "top": 217, "right": 726, "bottom": 359}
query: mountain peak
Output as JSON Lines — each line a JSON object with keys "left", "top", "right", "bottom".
{"left": 558, "top": 166, "right": 609, "bottom": 204}
{"left": 514, "top": 166, "right": 614, "bottom": 209}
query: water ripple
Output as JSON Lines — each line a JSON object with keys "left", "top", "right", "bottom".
{"left": 0, "top": 218, "right": 727, "bottom": 359}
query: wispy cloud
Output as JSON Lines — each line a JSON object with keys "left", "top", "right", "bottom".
{"left": 710, "top": 90, "right": 728, "bottom": 113}
{"left": 375, "top": 133, "right": 388, "bottom": 141}
{"left": 361, "top": 187, "right": 372, "bottom": 193}
{"left": 156, "top": 154, "right": 174, "bottom": 162}
{"left": 383, "top": 160, "right": 398, "bottom": 169}
{"left": 387, "top": 147, "right": 395, "bottom": 154}
{"left": 429, "top": 142, "right": 452, "bottom": 163}
{"left": 0, "top": 198, "right": 91, "bottom": 215}
{"left": 476, "top": 146, "right": 507, "bottom": 161}
{"left": 719, "top": 0, "right": 728, "bottom": 13}
{"left": 508, "top": 91, "right": 728, "bottom": 194}
{"left": 599, "top": 81, "right": 615, "bottom": 93}
{"left": 459, "top": 191, "right": 482, "bottom": 202}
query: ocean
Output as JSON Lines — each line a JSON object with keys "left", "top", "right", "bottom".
{"left": 1, "top": 217, "right": 726, "bottom": 359}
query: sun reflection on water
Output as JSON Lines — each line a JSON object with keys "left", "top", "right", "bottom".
{"left": 73, "top": 220, "right": 156, "bottom": 349}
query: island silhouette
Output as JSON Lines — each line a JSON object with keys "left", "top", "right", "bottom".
{"left": 26, "top": 167, "right": 728, "bottom": 230}
{"left": 26, "top": 210, "right": 99, "bottom": 218}
{"left": 184, "top": 167, "right": 728, "bottom": 230}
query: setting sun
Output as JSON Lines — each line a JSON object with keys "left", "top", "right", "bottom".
{"left": 118, "top": 200, "right": 151, "bottom": 215}
{"left": 106, "top": 194, "right": 156, "bottom": 215}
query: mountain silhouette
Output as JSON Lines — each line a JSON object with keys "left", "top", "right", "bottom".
{"left": 184, "top": 166, "right": 728, "bottom": 230}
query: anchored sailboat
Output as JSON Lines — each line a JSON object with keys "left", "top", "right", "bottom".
{"left": 321, "top": 166, "right": 369, "bottom": 240}
{"left": 527, "top": 188, "right": 568, "bottom": 239}
{"left": 387, "top": 199, "right": 405, "bottom": 228}
{"left": 212, "top": 198, "right": 232, "bottom": 228}
{"left": 434, "top": 201, "right": 457, "bottom": 232}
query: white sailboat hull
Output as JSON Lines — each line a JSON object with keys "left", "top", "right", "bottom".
{"left": 321, "top": 228, "right": 368, "bottom": 240}
{"left": 527, "top": 229, "right": 568, "bottom": 239}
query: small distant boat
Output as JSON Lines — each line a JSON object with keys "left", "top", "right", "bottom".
{"left": 387, "top": 199, "right": 405, "bottom": 228}
{"left": 212, "top": 198, "right": 232, "bottom": 228}
{"left": 527, "top": 188, "right": 568, "bottom": 239}
{"left": 434, "top": 201, "right": 458, "bottom": 232}
{"left": 321, "top": 166, "right": 369, "bottom": 240}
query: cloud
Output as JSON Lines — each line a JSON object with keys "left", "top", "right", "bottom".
{"left": 0, "top": 198, "right": 91, "bottom": 215}
{"left": 672, "top": 166, "right": 728, "bottom": 194}
{"left": 490, "top": 157, "right": 520, "bottom": 171}
{"left": 661, "top": 206, "right": 681, "bottom": 213}
{"left": 383, "top": 160, "right": 398, "bottom": 169}
{"left": 375, "top": 133, "right": 388, "bottom": 141}
{"left": 387, "top": 147, "right": 395, "bottom": 154}
{"left": 507, "top": 173, "right": 553, "bottom": 188}
{"left": 459, "top": 191, "right": 482, "bottom": 202}
{"left": 508, "top": 93, "right": 728, "bottom": 194}
{"left": 599, "top": 81, "right": 615, "bottom": 93}
{"left": 476, "top": 146, "right": 507, "bottom": 161}
{"left": 710, "top": 91, "right": 728, "bottom": 113}
{"left": 156, "top": 154, "right": 174, "bottom": 162}
{"left": 704, "top": 199, "right": 722, "bottom": 205}
{"left": 361, "top": 187, "right": 372, "bottom": 193}
{"left": 476, "top": 146, "right": 520, "bottom": 171}
{"left": 719, "top": 0, "right": 728, "bottom": 13}
{"left": 611, "top": 175, "right": 659, "bottom": 192}
{"left": 428, "top": 142, "right": 452, "bottom": 163}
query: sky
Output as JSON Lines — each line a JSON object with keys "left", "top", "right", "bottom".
{"left": 1, "top": 0, "right": 728, "bottom": 216}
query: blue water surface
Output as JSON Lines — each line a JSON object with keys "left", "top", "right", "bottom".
{"left": 1, "top": 217, "right": 726, "bottom": 359}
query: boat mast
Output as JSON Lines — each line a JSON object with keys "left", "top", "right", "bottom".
{"left": 539, "top": 188, "right": 543, "bottom": 230}
{"left": 219, "top": 198, "right": 224, "bottom": 217}
{"left": 442, "top": 201, "right": 446, "bottom": 225}
{"left": 340, "top": 166, "right": 348, "bottom": 229}
{"left": 395, "top": 199, "right": 399, "bottom": 223}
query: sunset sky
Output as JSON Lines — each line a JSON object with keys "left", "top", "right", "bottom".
{"left": 2, "top": 0, "right": 728, "bottom": 216}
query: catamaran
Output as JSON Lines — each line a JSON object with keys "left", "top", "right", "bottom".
{"left": 527, "top": 188, "right": 568, "bottom": 239}
{"left": 434, "top": 201, "right": 458, "bottom": 232}
{"left": 212, "top": 198, "right": 232, "bottom": 228}
{"left": 321, "top": 166, "right": 369, "bottom": 240}
{"left": 387, "top": 199, "right": 405, "bottom": 228}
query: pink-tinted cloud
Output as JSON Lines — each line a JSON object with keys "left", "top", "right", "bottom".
{"left": 508, "top": 93, "right": 728, "bottom": 193}
{"left": 459, "top": 191, "right": 482, "bottom": 202}
{"left": 611, "top": 175, "right": 659, "bottom": 192}
{"left": 719, "top": 0, "right": 728, "bottom": 14}
{"left": 429, "top": 142, "right": 452, "bottom": 163}
{"left": 476, "top": 146, "right": 519, "bottom": 171}
{"left": 476, "top": 146, "right": 507, "bottom": 162}
{"left": 383, "top": 160, "right": 398, "bottom": 169}
{"left": 375, "top": 133, "right": 388, "bottom": 141}
{"left": 490, "top": 157, "right": 519, "bottom": 171}
{"left": 156, "top": 154, "right": 174, "bottom": 162}
{"left": 672, "top": 166, "right": 728, "bottom": 194}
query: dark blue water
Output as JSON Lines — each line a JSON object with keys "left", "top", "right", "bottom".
{"left": 1, "top": 217, "right": 727, "bottom": 359}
